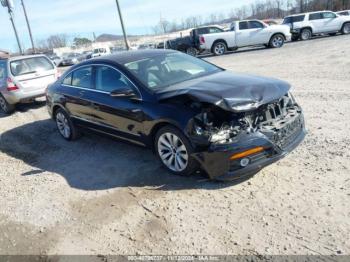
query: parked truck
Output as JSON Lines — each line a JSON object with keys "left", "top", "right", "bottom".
{"left": 199, "top": 20, "right": 291, "bottom": 56}
{"left": 167, "top": 26, "right": 225, "bottom": 56}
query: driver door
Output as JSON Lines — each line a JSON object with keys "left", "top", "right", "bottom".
{"left": 85, "top": 65, "right": 145, "bottom": 143}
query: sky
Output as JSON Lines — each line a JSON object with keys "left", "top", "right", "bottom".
{"left": 0, "top": 0, "right": 255, "bottom": 52}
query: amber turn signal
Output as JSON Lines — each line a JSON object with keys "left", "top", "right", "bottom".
{"left": 230, "top": 147, "right": 265, "bottom": 160}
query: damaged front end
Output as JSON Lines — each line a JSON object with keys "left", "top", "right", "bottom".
{"left": 186, "top": 92, "right": 306, "bottom": 180}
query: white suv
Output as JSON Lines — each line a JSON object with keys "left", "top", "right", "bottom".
{"left": 283, "top": 11, "right": 350, "bottom": 41}
{"left": 0, "top": 55, "right": 58, "bottom": 114}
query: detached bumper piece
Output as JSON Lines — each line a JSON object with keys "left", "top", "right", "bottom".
{"left": 193, "top": 113, "right": 306, "bottom": 181}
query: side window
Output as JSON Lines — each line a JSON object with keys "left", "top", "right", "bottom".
{"left": 209, "top": 27, "right": 223, "bottom": 33}
{"left": 309, "top": 13, "right": 323, "bottom": 20}
{"left": 323, "top": 12, "right": 336, "bottom": 19}
{"left": 249, "top": 21, "right": 264, "bottom": 29}
{"left": 197, "top": 28, "right": 209, "bottom": 35}
{"left": 95, "top": 66, "right": 134, "bottom": 93}
{"left": 72, "top": 67, "right": 93, "bottom": 89}
{"left": 239, "top": 22, "right": 249, "bottom": 30}
{"left": 63, "top": 73, "right": 72, "bottom": 85}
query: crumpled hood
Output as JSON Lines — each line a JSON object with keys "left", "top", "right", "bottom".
{"left": 156, "top": 71, "right": 291, "bottom": 112}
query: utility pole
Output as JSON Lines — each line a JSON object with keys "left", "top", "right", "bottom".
{"left": 21, "top": 0, "right": 35, "bottom": 53}
{"left": 115, "top": 0, "right": 129, "bottom": 50}
{"left": 1, "top": 0, "right": 23, "bottom": 54}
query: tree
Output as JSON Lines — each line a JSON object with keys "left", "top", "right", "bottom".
{"left": 73, "top": 37, "right": 92, "bottom": 46}
{"left": 46, "top": 34, "right": 68, "bottom": 49}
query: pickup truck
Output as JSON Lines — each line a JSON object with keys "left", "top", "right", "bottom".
{"left": 199, "top": 20, "right": 291, "bottom": 56}
{"left": 167, "top": 26, "right": 225, "bottom": 56}
{"left": 283, "top": 11, "right": 350, "bottom": 41}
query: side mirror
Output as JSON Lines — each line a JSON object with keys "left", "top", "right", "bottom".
{"left": 110, "top": 88, "right": 136, "bottom": 98}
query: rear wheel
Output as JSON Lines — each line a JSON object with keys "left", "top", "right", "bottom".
{"left": 212, "top": 41, "right": 227, "bottom": 56}
{"left": 269, "top": 34, "right": 285, "bottom": 48}
{"left": 186, "top": 47, "right": 198, "bottom": 57}
{"left": 0, "top": 94, "right": 15, "bottom": 114}
{"left": 300, "top": 28, "right": 312, "bottom": 40}
{"left": 341, "top": 23, "right": 350, "bottom": 34}
{"left": 54, "top": 108, "right": 80, "bottom": 140}
{"left": 155, "top": 126, "right": 198, "bottom": 176}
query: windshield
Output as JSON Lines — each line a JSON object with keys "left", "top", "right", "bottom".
{"left": 124, "top": 53, "right": 222, "bottom": 90}
{"left": 10, "top": 57, "right": 54, "bottom": 77}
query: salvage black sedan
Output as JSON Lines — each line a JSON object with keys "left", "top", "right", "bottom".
{"left": 46, "top": 50, "right": 306, "bottom": 181}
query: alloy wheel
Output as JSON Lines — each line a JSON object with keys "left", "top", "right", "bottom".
{"left": 56, "top": 112, "right": 71, "bottom": 139}
{"left": 301, "top": 30, "right": 311, "bottom": 40}
{"left": 214, "top": 43, "right": 226, "bottom": 55}
{"left": 272, "top": 35, "right": 284, "bottom": 47}
{"left": 157, "top": 132, "right": 188, "bottom": 172}
{"left": 0, "top": 96, "right": 7, "bottom": 112}
{"left": 343, "top": 23, "right": 350, "bottom": 34}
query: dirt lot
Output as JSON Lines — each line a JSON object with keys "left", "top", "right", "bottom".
{"left": 0, "top": 35, "right": 349, "bottom": 256}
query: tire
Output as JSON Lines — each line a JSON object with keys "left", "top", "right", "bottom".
{"left": 155, "top": 126, "right": 199, "bottom": 176}
{"left": 300, "top": 28, "right": 312, "bottom": 41}
{"left": 291, "top": 34, "right": 299, "bottom": 41}
{"left": 212, "top": 41, "right": 227, "bottom": 56}
{"left": 186, "top": 47, "right": 198, "bottom": 57}
{"left": 0, "top": 94, "right": 15, "bottom": 114}
{"left": 269, "top": 34, "right": 285, "bottom": 48}
{"left": 54, "top": 108, "right": 80, "bottom": 141}
{"left": 341, "top": 22, "right": 350, "bottom": 34}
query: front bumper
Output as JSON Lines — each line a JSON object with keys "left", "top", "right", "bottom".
{"left": 193, "top": 114, "right": 306, "bottom": 181}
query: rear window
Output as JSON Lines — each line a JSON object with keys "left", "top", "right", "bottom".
{"left": 283, "top": 15, "right": 305, "bottom": 24}
{"left": 239, "top": 22, "right": 249, "bottom": 30}
{"left": 10, "top": 56, "right": 54, "bottom": 77}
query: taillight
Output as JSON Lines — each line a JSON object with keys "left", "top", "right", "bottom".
{"left": 200, "top": 36, "right": 205, "bottom": 44}
{"left": 6, "top": 77, "right": 19, "bottom": 92}
{"left": 56, "top": 71, "right": 62, "bottom": 80}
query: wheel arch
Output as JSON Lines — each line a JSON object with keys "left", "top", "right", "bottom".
{"left": 52, "top": 104, "right": 70, "bottom": 119}
{"left": 211, "top": 39, "right": 228, "bottom": 52}
{"left": 149, "top": 121, "right": 185, "bottom": 152}
{"left": 301, "top": 26, "right": 313, "bottom": 33}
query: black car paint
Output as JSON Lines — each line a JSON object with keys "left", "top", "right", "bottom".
{"left": 47, "top": 50, "right": 306, "bottom": 180}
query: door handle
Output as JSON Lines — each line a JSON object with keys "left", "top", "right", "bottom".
{"left": 130, "top": 109, "right": 142, "bottom": 113}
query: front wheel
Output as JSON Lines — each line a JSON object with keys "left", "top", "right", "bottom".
{"left": 54, "top": 108, "right": 80, "bottom": 140}
{"left": 155, "top": 126, "right": 198, "bottom": 176}
{"left": 212, "top": 41, "right": 227, "bottom": 56}
{"left": 269, "top": 34, "right": 285, "bottom": 48}
{"left": 300, "top": 28, "right": 312, "bottom": 40}
{"left": 341, "top": 23, "right": 350, "bottom": 34}
{"left": 0, "top": 94, "right": 15, "bottom": 114}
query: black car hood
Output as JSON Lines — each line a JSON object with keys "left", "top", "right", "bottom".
{"left": 156, "top": 71, "right": 291, "bottom": 112}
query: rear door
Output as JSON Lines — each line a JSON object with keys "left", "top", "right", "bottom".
{"left": 308, "top": 12, "right": 325, "bottom": 33}
{"left": 61, "top": 66, "right": 95, "bottom": 122}
{"left": 235, "top": 21, "right": 251, "bottom": 46}
{"left": 9, "top": 56, "right": 56, "bottom": 93}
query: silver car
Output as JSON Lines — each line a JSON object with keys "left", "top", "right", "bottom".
{"left": 0, "top": 55, "right": 58, "bottom": 114}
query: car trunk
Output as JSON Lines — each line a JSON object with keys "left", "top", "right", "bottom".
{"left": 10, "top": 56, "right": 56, "bottom": 93}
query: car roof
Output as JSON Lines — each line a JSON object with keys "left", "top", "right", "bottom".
{"left": 8, "top": 54, "right": 48, "bottom": 62}
{"left": 89, "top": 49, "right": 177, "bottom": 65}
{"left": 286, "top": 10, "right": 333, "bottom": 17}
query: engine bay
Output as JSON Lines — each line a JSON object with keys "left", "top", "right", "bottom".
{"left": 188, "top": 93, "right": 303, "bottom": 145}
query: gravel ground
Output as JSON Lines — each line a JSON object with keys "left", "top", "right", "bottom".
{"left": 0, "top": 35, "right": 349, "bottom": 256}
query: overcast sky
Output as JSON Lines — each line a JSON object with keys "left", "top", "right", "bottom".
{"left": 0, "top": 0, "right": 254, "bottom": 52}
